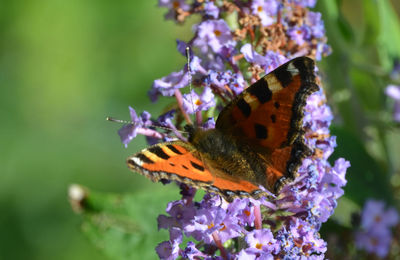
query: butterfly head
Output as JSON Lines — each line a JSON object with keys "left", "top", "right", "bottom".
{"left": 184, "top": 124, "right": 197, "bottom": 143}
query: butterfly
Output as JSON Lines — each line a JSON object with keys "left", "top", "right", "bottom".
{"left": 127, "top": 57, "right": 318, "bottom": 202}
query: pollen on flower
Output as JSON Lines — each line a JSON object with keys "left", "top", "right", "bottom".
{"left": 214, "top": 29, "right": 221, "bottom": 37}
{"left": 219, "top": 223, "right": 227, "bottom": 231}
{"left": 244, "top": 209, "right": 251, "bottom": 216}
{"left": 256, "top": 243, "right": 263, "bottom": 249}
{"left": 195, "top": 99, "right": 202, "bottom": 106}
{"left": 257, "top": 6, "right": 263, "bottom": 12}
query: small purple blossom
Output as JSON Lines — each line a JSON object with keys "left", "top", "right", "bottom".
{"left": 117, "top": 107, "right": 142, "bottom": 147}
{"left": 203, "top": 1, "right": 219, "bottom": 19}
{"left": 155, "top": 240, "right": 180, "bottom": 260}
{"left": 245, "top": 229, "right": 279, "bottom": 254}
{"left": 361, "top": 200, "right": 399, "bottom": 230}
{"left": 209, "top": 70, "right": 245, "bottom": 95}
{"left": 251, "top": 0, "right": 279, "bottom": 26}
{"left": 240, "top": 44, "right": 288, "bottom": 74}
{"left": 150, "top": 70, "right": 190, "bottom": 102}
{"left": 355, "top": 199, "right": 399, "bottom": 258}
{"left": 193, "top": 19, "right": 236, "bottom": 53}
{"left": 288, "top": 25, "right": 311, "bottom": 46}
{"left": 182, "top": 87, "right": 216, "bottom": 114}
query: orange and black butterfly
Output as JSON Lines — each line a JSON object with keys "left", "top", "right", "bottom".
{"left": 127, "top": 57, "right": 318, "bottom": 202}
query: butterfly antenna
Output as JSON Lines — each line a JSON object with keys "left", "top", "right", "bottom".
{"left": 106, "top": 116, "right": 187, "bottom": 133}
{"left": 106, "top": 117, "right": 131, "bottom": 124}
{"left": 186, "top": 46, "right": 196, "bottom": 126}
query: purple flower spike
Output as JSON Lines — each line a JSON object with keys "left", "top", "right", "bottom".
{"left": 117, "top": 1, "right": 349, "bottom": 259}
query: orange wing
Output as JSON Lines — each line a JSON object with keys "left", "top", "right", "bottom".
{"left": 127, "top": 141, "right": 269, "bottom": 201}
{"left": 215, "top": 57, "right": 318, "bottom": 191}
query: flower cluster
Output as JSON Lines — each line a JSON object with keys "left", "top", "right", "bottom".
{"left": 355, "top": 199, "right": 399, "bottom": 258}
{"left": 117, "top": 0, "right": 349, "bottom": 259}
{"left": 155, "top": 88, "right": 349, "bottom": 259}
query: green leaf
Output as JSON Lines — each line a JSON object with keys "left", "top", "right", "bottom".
{"left": 362, "top": 0, "right": 380, "bottom": 45}
{"left": 70, "top": 184, "right": 179, "bottom": 260}
{"left": 376, "top": 0, "right": 400, "bottom": 71}
{"left": 330, "top": 126, "right": 393, "bottom": 205}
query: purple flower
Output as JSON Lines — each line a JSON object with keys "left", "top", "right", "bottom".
{"left": 355, "top": 228, "right": 392, "bottom": 258}
{"left": 240, "top": 43, "right": 267, "bottom": 65}
{"left": 155, "top": 240, "right": 180, "bottom": 260}
{"left": 193, "top": 19, "right": 236, "bottom": 53}
{"left": 251, "top": 0, "right": 279, "bottom": 26}
{"left": 307, "top": 11, "right": 326, "bottom": 38}
{"left": 182, "top": 87, "right": 216, "bottom": 114}
{"left": 245, "top": 229, "right": 279, "bottom": 254}
{"left": 203, "top": 1, "right": 219, "bottom": 19}
{"left": 361, "top": 200, "right": 399, "bottom": 230}
{"left": 117, "top": 106, "right": 142, "bottom": 147}
{"left": 209, "top": 70, "right": 245, "bottom": 95}
{"left": 151, "top": 70, "right": 189, "bottom": 102}
{"left": 287, "top": 25, "right": 311, "bottom": 46}
{"left": 386, "top": 85, "right": 400, "bottom": 122}
{"left": 240, "top": 44, "right": 288, "bottom": 74}
{"left": 202, "top": 117, "right": 215, "bottom": 129}
{"left": 181, "top": 241, "right": 206, "bottom": 259}
{"left": 355, "top": 199, "right": 399, "bottom": 258}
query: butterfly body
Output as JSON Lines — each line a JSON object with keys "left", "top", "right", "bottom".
{"left": 185, "top": 125, "right": 268, "bottom": 191}
{"left": 127, "top": 57, "right": 318, "bottom": 202}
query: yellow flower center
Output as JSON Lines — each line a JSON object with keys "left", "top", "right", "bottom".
{"left": 256, "top": 243, "right": 263, "bottom": 249}
{"left": 257, "top": 6, "right": 263, "bottom": 12}
{"left": 195, "top": 99, "right": 202, "bottom": 106}
{"left": 214, "top": 30, "right": 222, "bottom": 37}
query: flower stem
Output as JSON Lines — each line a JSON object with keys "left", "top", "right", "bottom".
{"left": 174, "top": 89, "right": 193, "bottom": 125}
{"left": 212, "top": 231, "right": 228, "bottom": 260}
{"left": 254, "top": 205, "right": 262, "bottom": 229}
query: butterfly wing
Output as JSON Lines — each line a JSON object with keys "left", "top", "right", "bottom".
{"left": 215, "top": 57, "right": 318, "bottom": 191}
{"left": 127, "top": 141, "right": 268, "bottom": 201}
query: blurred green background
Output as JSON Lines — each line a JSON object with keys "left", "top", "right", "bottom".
{"left": 1, "top": 0, "right": 400, "bottom": 259}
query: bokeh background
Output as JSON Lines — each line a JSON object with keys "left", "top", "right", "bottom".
{"left": 1, "top": 1, "right": 400, "bottom": 259}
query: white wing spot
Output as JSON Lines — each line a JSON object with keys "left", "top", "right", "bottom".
{"left": 131, "top": 156, "right": 143, "bottom": 166}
